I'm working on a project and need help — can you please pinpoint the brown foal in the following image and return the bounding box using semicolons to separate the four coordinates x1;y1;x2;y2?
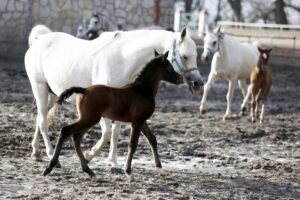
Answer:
43;51;183;181
250;47;272;123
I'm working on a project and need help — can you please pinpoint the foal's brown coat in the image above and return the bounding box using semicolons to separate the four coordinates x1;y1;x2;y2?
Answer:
43;51;183;180
250;47;272;123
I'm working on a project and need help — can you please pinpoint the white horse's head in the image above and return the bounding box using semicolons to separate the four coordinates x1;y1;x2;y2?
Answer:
201;25;224;63
170;28;204;94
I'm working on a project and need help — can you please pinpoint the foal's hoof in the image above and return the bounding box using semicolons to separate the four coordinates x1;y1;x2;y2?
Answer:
31;153;43;162
156;167;166;180
126;173;134;183
90;176;97;182
43;167;53;176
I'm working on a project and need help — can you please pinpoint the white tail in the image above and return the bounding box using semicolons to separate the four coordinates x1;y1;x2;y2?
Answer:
28;24;52;47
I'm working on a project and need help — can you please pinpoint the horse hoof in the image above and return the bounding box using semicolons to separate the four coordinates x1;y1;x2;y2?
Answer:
43;167;52;176
90;176;97;182
222;115;228;121
31;153;43;162
199;107;207;114
126;173;134;183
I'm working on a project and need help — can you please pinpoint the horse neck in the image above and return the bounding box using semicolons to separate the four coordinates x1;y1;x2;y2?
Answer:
256;56;265;70
121;31;174;79
132;59;161;99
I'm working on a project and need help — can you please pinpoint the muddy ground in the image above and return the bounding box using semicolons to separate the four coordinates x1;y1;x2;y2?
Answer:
0;56;299;199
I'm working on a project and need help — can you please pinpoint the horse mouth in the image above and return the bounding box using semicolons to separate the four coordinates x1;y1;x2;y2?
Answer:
189;83;202;96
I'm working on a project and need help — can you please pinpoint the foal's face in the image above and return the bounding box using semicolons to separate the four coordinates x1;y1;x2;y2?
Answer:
258;47;272;65
201;26;223;63
159;52;183;85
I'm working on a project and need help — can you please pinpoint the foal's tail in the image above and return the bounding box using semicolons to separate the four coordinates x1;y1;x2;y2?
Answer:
28;24;52;47
57;87;86;105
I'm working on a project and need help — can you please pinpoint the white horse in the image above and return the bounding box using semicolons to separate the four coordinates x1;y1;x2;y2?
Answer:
200;26;259;120
25;25;204;167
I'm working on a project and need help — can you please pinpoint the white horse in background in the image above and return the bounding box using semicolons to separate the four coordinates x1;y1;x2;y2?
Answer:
25;25;204;168
200;26;259;120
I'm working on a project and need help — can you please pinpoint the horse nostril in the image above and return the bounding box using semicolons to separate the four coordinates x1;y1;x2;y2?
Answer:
193;81;199;87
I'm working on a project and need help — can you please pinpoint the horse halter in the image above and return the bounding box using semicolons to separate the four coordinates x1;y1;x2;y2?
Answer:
171;39;198;75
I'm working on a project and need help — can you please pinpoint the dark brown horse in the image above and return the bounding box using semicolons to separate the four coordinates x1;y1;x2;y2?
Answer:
43;51;183;181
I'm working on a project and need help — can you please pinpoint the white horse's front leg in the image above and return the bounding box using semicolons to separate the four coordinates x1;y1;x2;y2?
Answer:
31;83;54;159
84;118;112;161
223;79;237;120
31;119;42;161
240;84;252;116
108;122;121;167
200;73;216;114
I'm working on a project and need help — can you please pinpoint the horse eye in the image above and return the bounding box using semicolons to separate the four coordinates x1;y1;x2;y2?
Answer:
212;41;217;46
183;55;188;60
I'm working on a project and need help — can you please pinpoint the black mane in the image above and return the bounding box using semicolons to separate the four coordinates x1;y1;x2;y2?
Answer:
130;55;162;88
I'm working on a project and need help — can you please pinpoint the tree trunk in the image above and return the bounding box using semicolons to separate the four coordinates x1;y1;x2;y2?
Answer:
185;0;193;12
274;0;288;24
227;0;243;22
154;0;160;25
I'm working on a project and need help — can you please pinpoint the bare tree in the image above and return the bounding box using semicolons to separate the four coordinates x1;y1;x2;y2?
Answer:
227;0;243;21
274;0;288;24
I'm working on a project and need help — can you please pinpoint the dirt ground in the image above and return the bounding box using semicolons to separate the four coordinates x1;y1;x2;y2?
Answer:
0;56;299;200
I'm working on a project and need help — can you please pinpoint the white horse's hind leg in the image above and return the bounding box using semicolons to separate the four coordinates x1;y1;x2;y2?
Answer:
223;79;237;120
240;83;252;116
84;118;112;161
200;73;216;114
108;122;121;167
31;83;54;159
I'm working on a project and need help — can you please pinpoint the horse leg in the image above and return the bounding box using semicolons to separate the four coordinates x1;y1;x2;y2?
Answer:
47;93;58;129
84;117;112;161
73;131;96;180
31;119;42;161
108;122;121;167
31;83;53;159
255;89;261;121
223;79;237;120
240;84;252;116
141;122;165;180
200;73;216;114
43;125;73;176
260;86;271;124
125;122;143;182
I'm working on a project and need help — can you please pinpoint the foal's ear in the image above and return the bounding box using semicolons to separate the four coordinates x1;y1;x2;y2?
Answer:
268;48;272;53
163;51;169;60
154;49;159;57
258;47;263;53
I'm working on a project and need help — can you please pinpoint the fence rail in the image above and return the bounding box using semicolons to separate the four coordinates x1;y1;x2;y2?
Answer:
217;21;300;56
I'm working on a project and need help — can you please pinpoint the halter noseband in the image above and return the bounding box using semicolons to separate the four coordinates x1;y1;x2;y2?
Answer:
171;39;198;75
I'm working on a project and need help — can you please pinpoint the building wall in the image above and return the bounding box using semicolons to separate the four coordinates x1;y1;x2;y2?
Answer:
0;0;175;59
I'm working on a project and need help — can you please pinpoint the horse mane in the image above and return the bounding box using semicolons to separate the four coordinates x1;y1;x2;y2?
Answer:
129;56;161;88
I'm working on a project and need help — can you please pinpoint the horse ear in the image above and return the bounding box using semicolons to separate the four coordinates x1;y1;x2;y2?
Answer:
214;25;224;39
181;27;186;40
268;48;272;53
163;51;169;60
258;47;263;53
154;49;159;57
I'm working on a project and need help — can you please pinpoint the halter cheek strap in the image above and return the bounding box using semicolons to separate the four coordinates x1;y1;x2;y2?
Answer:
171;39;198;75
